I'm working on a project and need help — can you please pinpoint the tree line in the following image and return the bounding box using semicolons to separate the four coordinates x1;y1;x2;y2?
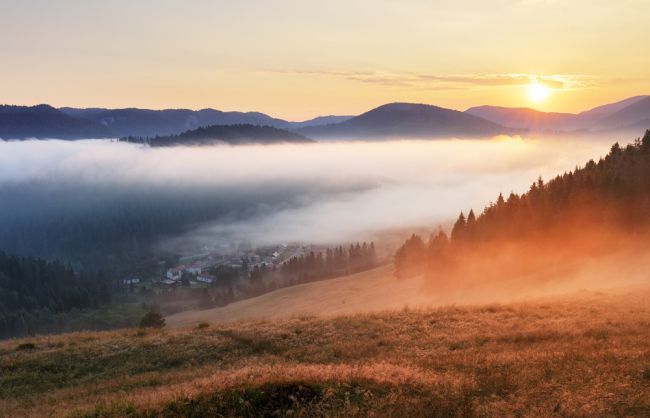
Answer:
395;130;650;280
198;242;378;308
0;251;112;338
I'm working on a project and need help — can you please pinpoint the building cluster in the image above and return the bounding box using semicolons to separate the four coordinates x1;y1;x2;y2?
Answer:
124;243;314;290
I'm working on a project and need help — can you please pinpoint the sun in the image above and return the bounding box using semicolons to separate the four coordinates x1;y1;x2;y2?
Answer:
528;82;550;103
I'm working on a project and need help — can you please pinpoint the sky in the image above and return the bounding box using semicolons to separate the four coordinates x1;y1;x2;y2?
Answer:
1;0;649;120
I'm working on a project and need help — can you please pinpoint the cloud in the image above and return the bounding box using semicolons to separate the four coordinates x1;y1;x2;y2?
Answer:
264;69;595;91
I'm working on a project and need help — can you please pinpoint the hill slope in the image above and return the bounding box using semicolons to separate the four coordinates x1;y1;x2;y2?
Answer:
167;265;426;326
300;103;510;139
1;286;648;417
465;106;578;131
0;105;112;139
576;95;649;121
121;124;313;146
395;130;650;290
594;96;650;131
466;95;650;132
167;243;650;328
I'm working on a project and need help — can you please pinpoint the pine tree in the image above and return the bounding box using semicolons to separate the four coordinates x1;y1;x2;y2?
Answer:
451;212;466;242
496;193;505;208
642;129;650;150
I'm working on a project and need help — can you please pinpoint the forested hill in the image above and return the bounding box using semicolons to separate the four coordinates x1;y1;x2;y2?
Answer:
395;129;650;279
120;124;313;146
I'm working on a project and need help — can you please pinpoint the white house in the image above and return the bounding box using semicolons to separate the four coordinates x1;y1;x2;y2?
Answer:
166;268;182;281
197;273;216;284
122;275;141;285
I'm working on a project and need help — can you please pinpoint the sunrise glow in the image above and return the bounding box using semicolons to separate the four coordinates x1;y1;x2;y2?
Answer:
1;1;650;118
528;82;550;103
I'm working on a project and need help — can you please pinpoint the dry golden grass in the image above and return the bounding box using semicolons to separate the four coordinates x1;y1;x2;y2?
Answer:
166;251;650;329
165;265;433;327
0;286;649;417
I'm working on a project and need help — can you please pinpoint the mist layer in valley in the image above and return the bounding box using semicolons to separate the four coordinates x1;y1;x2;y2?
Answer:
0;136;616;263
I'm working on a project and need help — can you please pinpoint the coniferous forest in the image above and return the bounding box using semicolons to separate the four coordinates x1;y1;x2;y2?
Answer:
0;252;112;338
395;130;650;282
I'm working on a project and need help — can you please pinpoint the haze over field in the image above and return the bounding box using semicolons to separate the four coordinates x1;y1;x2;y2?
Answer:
2;1;650;414
0;136;614;253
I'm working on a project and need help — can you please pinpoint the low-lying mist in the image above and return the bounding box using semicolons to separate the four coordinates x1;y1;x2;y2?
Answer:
0;136;615;259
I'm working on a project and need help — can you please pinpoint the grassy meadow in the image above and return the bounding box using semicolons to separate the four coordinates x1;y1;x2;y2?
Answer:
1;285;648;417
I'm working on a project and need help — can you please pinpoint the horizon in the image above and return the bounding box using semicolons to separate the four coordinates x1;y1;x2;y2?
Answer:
2;1;650;120
5;94;650;123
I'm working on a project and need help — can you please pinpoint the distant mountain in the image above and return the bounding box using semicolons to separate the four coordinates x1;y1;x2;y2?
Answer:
593;96;650;131
466;96;650;133
120;124;313;146
299;103;510;140
464;106;578;132
4;96;649;141
576;95;648;121
0;105;112;140
290;115;354;129
61;107;294;137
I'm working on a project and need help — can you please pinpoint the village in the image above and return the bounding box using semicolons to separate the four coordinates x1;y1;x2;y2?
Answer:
122;243;316;291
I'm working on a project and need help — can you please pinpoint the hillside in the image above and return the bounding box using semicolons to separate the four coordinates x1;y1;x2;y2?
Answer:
395;130;650;287
0;105;112;140
464;106;578;132
168;238;650;327
1;286;648;417
121;124;313;146
595;96;650;131
576;95;649;120
466;95;650;132
167;265;425;326
299;103;510;140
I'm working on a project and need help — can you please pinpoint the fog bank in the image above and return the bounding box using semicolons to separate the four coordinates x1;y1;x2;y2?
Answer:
0;136;615;255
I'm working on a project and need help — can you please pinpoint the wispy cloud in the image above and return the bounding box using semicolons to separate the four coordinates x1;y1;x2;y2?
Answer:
264;69;595;91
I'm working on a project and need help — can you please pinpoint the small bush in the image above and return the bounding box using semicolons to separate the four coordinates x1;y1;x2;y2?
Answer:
16;342;36;351
139;311;165;329
197;322;210;329
133;329;147;337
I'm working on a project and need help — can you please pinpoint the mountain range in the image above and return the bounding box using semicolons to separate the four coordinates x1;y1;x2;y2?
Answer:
0;105;352;140
1;95;649;141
